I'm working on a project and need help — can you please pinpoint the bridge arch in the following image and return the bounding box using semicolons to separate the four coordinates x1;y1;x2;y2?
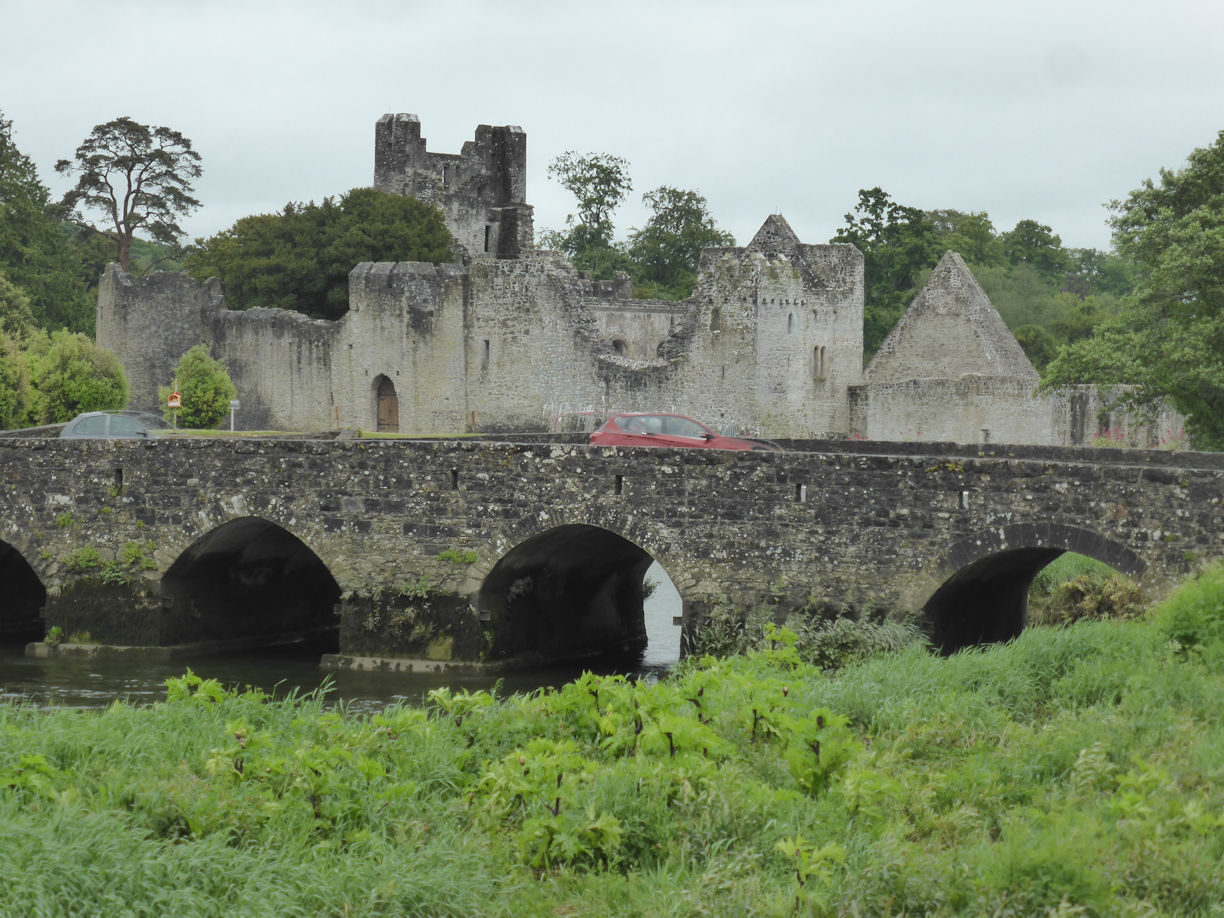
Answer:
0;538;46;640
921;523;1145;654
159;516;341;649
475;522;676;666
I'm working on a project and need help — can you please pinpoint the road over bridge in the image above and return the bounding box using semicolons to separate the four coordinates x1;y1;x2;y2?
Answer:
1;437;1221;667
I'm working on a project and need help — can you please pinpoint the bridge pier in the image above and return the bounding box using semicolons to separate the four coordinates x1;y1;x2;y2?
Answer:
43;578;162;645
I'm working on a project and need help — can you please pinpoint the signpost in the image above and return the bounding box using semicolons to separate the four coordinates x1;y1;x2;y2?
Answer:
229;399;240;432
167;389;181;427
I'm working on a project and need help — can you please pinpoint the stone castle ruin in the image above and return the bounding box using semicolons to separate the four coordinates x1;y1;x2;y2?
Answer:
97;113;1181;446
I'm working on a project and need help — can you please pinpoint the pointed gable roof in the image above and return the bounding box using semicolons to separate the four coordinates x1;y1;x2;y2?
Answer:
746;214;801;259
865;251;1038;385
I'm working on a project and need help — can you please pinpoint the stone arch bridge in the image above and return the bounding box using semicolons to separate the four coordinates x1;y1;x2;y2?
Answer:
1;437;1220;667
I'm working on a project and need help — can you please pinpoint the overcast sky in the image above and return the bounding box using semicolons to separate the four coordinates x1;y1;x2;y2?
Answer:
5;0;1223;253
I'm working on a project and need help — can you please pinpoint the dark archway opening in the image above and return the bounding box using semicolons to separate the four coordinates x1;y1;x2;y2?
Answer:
0;541;46;642
161;518;340;654
923;547;1066;654
476;524;654;666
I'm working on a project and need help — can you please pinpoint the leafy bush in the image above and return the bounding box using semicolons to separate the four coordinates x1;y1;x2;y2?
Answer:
1029;553;1146;626
1153;561;1224;661
24;328;128;423
159;344;235;429
689;599;924;672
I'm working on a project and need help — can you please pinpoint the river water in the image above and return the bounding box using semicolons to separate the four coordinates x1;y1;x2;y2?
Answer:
0;563;683;712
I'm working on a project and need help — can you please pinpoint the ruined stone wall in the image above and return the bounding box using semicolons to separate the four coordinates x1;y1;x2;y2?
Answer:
96;267;221;414
337;263;471;432
373;113;532;259
849;377;1059;445
1053;385;1188;449
588;300;684;361
463;253;606;431
661;237;863;437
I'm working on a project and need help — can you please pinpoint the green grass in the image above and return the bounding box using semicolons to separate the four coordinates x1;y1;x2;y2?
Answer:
2;573;1224;915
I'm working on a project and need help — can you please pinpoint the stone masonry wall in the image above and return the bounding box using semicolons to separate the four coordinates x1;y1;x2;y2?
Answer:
3;437;1220;657
96;267;221;414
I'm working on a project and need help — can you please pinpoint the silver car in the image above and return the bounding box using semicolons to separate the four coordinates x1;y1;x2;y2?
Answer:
58;410;176;439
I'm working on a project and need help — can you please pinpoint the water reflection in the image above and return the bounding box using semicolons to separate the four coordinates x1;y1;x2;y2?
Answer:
0;562;682;712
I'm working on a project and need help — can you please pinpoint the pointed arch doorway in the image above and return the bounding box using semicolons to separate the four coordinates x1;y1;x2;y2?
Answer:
375;375;399;433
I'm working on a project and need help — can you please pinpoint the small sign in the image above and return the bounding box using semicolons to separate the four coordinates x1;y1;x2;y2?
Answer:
167;391;181;409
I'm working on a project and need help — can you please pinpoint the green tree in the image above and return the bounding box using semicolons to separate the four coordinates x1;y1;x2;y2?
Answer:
1063;247;1136;299
0;333;33;429
159;344;236;429
185;188;451;321
832;188;940;354
541;151;634;280
0;272;36;340
0;110;94;333
1001;219;1070;284
927;209;1005;266
56;117;202;273
626;186;735;299
1013;324;1060;371
25;329;128;423
1043;130;1224;449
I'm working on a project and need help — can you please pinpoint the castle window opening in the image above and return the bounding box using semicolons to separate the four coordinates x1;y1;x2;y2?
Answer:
710;308;722;332
484;225;492;252
612;339;627;355
812;345;828;381
482;339;490;370
787;313;796;335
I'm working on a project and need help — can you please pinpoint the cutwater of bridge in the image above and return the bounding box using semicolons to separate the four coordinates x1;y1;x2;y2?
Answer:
1;437;1221;666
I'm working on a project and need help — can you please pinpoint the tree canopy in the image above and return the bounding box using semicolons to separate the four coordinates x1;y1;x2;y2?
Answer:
56;117;202;273
546;151;632;254
1043;130;1224;448
0;110;94;333
184;187;453;321
832;188;941;354
541;154;735;300
627;186;735;299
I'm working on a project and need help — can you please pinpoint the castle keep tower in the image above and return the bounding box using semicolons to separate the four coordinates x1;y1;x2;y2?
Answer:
373;113;534;260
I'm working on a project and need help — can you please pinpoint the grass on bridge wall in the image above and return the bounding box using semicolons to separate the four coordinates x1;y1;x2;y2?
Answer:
1;567;1223;916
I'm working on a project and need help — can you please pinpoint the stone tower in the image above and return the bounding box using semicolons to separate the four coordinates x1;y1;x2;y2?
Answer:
373;113;534;260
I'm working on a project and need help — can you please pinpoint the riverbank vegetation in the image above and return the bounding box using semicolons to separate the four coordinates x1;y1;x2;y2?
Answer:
2;563;1222;916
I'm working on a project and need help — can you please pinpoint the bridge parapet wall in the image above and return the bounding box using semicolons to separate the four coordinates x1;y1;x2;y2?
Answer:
1;438;1220;658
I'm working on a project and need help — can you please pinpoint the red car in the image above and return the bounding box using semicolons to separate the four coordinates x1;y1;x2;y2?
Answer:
589;413;781;451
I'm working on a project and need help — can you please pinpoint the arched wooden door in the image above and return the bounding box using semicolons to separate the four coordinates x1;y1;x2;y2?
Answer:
375;375;399;433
